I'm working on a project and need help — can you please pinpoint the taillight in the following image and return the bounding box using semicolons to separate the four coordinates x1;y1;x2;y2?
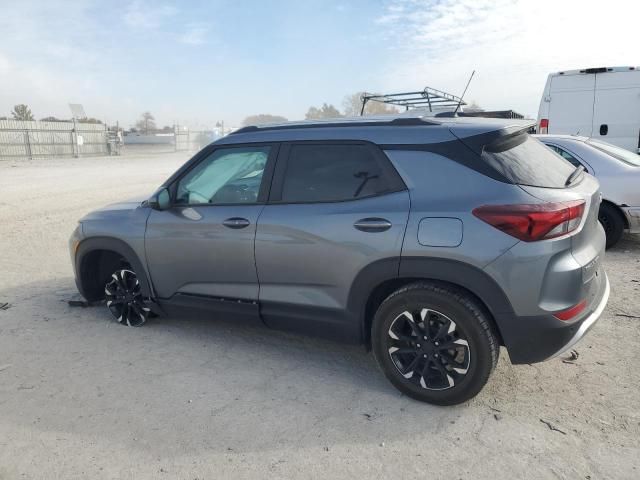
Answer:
472;200;586;242
539;118;549;134
553;299;587;321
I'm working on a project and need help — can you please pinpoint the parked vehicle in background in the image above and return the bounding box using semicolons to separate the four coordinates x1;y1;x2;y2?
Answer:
536;134;640;248
537;67;640;153
70;115;610;405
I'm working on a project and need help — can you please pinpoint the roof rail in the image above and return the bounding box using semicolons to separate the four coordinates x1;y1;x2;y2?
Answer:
230;117;437;135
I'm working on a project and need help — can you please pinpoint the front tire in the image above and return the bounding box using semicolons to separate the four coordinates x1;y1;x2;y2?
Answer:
104;268;150;327
598;203;625;249
372;282;499;405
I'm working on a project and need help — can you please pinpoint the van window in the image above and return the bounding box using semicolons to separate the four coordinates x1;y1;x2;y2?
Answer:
482;134;576;188
587;139;640;167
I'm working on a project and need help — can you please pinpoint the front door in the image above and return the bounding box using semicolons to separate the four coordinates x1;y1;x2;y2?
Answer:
145;144;277;303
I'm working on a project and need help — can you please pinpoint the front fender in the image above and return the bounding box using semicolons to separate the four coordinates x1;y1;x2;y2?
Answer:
75;236;154;299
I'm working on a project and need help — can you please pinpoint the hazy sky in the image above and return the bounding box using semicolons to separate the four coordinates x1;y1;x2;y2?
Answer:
0;0;638;128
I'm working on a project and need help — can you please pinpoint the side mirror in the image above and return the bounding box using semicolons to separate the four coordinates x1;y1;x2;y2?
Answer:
148;188;171;211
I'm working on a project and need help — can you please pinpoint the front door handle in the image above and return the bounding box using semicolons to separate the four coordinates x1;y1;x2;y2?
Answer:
354;217;392;232
222;217;250;229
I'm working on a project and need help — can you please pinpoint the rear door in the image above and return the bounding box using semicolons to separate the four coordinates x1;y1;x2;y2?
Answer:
254;141;409;341
548;73;595;136
592;70;640;152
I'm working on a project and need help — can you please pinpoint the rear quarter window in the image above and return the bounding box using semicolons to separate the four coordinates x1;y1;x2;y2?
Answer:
482;134;576;188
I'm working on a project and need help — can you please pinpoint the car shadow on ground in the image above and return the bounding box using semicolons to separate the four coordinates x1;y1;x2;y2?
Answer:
2;277;500;458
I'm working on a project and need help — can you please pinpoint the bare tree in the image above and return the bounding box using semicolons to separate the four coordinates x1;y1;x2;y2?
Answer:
464;100;484;112
242;114;288;126
342;92;399;117
135;112;157;134
11;104;34;121
305;103;342;120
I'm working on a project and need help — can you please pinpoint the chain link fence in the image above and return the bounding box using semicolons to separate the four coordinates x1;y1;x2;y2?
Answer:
0;120;217;160
0;119;110;159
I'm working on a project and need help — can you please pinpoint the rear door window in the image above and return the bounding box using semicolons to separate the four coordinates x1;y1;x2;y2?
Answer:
482;134;576;188
276;144;403;203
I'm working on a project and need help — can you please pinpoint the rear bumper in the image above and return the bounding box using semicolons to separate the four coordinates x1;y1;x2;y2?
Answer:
622;207;640;234
549;272;610;358
496;272;610;364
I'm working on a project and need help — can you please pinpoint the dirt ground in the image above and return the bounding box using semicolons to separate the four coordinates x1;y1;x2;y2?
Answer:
0;153;639;480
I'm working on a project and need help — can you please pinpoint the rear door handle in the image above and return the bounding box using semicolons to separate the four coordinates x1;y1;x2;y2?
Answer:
222;217;250;229
354;218;392;232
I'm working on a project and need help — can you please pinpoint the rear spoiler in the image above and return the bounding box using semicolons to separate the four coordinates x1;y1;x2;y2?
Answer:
448;121;536;156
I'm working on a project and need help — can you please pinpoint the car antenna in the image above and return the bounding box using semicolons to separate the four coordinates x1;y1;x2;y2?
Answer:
453;70;475;115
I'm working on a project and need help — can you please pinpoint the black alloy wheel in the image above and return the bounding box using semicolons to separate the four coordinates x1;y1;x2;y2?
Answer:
386;309;471;390
104;269;150;327
372;282;499;405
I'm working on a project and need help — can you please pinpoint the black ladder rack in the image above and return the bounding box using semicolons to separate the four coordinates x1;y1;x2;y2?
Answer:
360;87;466;115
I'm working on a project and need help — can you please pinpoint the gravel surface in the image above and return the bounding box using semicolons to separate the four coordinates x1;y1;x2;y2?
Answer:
0;154;639;479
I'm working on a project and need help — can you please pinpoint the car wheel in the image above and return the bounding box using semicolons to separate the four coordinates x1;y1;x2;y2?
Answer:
372;282;499;405
598;203;625;249
104;268;150;327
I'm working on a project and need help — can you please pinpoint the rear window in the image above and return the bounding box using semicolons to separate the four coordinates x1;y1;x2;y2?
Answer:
586;139;640;166
481;134;576;188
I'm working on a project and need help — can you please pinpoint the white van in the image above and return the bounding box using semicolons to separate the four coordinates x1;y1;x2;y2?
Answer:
537;67;640;153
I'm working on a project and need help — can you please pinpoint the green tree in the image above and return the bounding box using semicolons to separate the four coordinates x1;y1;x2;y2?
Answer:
342;92;399;117
305;103;342;120
135;112;156;134
242;114;288;126
11;104;34;121
40;116;70;122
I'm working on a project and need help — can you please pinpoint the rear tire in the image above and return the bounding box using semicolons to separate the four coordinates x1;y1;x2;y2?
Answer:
372;282;499;405
598;203;624;249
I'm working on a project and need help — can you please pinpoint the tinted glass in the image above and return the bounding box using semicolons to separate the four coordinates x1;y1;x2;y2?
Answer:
587;139;640;166
177;146;269;205
482;135;575;188
281;144;391;202
545;144;582;167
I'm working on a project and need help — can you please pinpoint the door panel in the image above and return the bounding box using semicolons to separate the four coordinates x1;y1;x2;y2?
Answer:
548;74;595;136
146;205;263;300
255;191;410;337
592;71;640;151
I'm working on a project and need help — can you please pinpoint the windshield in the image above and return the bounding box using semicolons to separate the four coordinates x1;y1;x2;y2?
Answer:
587;139;640;167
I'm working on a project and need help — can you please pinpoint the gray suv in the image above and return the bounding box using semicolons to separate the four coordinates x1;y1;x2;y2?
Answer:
70;115;610;405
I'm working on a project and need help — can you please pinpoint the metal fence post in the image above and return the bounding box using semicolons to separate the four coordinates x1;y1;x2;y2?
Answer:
24;130;32;160
71;118;78;158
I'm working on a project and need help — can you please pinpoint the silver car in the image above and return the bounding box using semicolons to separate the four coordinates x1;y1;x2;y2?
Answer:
70;116;609;405
536;135;640;248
